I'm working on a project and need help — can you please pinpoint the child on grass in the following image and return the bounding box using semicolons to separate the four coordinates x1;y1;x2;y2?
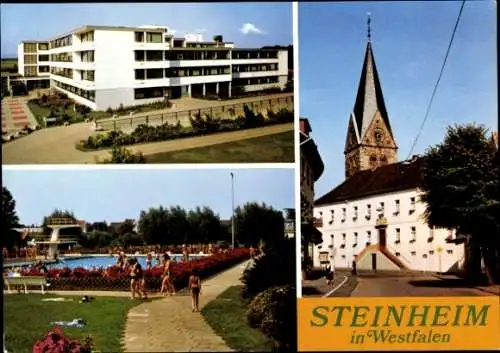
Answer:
188;269;201;312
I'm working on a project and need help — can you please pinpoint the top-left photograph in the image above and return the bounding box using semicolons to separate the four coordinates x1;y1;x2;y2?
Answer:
1;3;294;164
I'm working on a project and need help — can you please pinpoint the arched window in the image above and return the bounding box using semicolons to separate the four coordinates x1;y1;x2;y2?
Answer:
380;155;388;165
369;154;377;167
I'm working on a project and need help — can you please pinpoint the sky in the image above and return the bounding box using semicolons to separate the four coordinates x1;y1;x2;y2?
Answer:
299;1;497;197
2;168;295;226
0;2;292;58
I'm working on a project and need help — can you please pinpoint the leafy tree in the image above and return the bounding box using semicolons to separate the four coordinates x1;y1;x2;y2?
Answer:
187;206;227;243
234;202;285;248
1;187;22;250
213;35;223;43
421;124;500;284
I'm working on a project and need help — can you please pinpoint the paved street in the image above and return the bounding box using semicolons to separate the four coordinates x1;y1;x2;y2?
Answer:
302;269;494;297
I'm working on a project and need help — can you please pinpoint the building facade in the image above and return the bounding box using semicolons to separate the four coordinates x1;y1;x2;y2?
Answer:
312;33;465;274
300;118;324;272
17;25;289;110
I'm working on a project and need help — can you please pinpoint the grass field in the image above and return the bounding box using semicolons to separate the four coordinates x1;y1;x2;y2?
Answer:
201;285;274;352
146;130;294;163
1;59;17;70
4;294;149;353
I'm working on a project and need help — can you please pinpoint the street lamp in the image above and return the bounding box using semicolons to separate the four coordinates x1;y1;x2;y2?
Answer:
230;172;235;249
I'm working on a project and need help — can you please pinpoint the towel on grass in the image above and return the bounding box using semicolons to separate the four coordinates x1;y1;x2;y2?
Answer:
50;318;86;328
41;298;73;302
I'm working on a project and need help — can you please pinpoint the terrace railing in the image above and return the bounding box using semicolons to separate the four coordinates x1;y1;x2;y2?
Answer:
98;93;294;132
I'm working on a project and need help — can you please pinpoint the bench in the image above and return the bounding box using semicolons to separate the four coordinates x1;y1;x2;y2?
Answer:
4;276;49;294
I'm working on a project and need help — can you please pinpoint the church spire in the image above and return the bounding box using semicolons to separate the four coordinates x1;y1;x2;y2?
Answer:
367;12;371;42
344;16;398;179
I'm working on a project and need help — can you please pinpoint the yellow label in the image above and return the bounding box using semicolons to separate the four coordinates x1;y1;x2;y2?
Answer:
298;297;500;351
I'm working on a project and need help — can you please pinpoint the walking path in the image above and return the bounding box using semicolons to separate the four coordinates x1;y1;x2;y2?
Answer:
1;97;39;134
2;122;293;164
123;261;250;352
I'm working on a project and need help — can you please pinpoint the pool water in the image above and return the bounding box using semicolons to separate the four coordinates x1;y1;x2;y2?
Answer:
50;254;205;270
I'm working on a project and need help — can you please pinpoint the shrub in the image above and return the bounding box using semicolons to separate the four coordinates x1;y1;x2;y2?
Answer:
241;237;296;300
100;145;146;164
32;327;93;353
78;106;294;150
106;107;113;114
247;285;297;352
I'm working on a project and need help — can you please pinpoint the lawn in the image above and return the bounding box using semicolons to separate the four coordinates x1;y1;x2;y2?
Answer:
3;294;149;353
201;285;275;352
145;130;294;163
1;59;17;70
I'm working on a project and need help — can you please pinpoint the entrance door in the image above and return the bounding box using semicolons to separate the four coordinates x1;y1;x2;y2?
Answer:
371;253;377;271
378;228;387;248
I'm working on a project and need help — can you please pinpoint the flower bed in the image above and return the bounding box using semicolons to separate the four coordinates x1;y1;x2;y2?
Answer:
19;248;250;292
77;107;294;151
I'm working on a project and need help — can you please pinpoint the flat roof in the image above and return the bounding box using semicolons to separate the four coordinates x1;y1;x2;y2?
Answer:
51;25;167;41
21;41;49;44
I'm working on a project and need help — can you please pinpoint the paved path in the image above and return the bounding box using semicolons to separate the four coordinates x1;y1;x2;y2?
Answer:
2;122;293;164
1;97;39;134
350;273;491;297
123;261;250;352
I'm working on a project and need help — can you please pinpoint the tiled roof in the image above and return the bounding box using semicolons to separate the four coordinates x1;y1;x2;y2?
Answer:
352;41;394;139
315;157;424;206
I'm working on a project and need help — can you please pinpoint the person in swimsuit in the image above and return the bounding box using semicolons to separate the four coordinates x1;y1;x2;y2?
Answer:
128;258;138;299
188;269;201;312
145;253;152;270
160;254;175;296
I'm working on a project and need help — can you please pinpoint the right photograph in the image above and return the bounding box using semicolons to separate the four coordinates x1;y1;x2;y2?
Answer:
299;1;498;298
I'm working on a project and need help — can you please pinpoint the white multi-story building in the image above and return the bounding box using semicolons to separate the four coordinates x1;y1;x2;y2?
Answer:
313;157;465;273
16;25;289;110
12;41;51;91
312;32;465;274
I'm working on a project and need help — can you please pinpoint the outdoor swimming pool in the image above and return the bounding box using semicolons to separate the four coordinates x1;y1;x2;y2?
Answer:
4;254;207;270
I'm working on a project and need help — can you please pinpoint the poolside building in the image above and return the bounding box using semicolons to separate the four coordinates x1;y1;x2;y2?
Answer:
15;25;289;110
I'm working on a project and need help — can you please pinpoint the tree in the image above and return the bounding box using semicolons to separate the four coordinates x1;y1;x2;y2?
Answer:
1;187;21;250
42;209;79;235
421;124;500;284
234;202;285;248
187;206;227;243
213;35;223;43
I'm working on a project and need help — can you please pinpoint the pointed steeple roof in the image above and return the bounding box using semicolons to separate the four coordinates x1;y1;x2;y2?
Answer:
352;40;393;140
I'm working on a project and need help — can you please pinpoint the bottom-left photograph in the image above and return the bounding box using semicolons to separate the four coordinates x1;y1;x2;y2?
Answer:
2;167;297;353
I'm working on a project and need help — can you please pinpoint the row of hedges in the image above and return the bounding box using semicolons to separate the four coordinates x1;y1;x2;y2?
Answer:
19;248;250;291
78;106;294;151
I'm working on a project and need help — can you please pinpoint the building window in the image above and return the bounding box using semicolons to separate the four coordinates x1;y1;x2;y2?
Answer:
395;228;401;244
365;204;371;220
410;226;416;243
39;66;49;73
393;200;400;215
24;43;37;53
146;68;164;79
146;32;163;43
81;51;95;63
377;202;384;212
25;66;37;77
366;231;371;245
447;249;453;254
39;55;49;62
135;51;145;61
329;210;334;225
340;234;346;249
135;32;144;42
135;69;145;80
409;197;416;214
134;87;165;100
352;206;358;221
146;50;163;61
428;227;434;243
353;233;358;247
38;43;49;51
369;154;377;167
82;70;95;82
80;31;94;43
341;208;346;222
24;55;37;65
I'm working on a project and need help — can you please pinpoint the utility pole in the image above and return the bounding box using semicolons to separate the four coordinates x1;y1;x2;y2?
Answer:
231;172;235;249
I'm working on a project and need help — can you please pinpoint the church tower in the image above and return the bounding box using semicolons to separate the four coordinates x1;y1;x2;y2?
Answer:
344;16;398;178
